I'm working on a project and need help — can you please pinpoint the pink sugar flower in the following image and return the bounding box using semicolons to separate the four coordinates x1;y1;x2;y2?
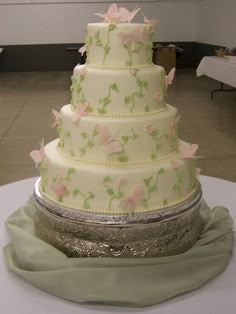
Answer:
50;109;60;128
50;184;65;198
180;143;198;159
78;65;87;76
171;160;179;169
143;14;158;33
165;68;176;87
145;123;154;135
72;102;90;123
169;115;180;138
119;184;144;214
95;3;141;24
79;45;86;56
93;31;99;39
30;138;45;168
119;25;143;47
119;178;127;186
95;124;122;155
155;92;163;102
129;68;138;76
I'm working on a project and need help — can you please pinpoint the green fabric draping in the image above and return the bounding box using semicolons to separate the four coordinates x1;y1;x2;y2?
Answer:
3;197;234;307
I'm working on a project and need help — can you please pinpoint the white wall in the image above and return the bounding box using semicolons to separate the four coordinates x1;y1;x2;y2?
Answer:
196;0;236;48
0;2;197;45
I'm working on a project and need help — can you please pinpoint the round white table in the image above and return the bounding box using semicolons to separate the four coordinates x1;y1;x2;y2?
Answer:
1;176;235;314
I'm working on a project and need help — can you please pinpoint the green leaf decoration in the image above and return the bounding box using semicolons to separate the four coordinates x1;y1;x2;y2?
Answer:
144;105;150;112
151;153;156;160
121;136;129;144
96;39;103;47
103;96;111;106
88;141;94;148
124;96;131;104
68;168;76;175
70;150;75;157
107;188;114;196
80;147;86;156
83;202;89;209
163;198;168;206
88;192;95;199
104;43;111;55
81;132;88;139
149;185;156;192
103;176;111;183
158;168;165;175
108;24;117;31
73;188;79;196
118;155;128;162
93;128;99;136
98;108;106;114
144;177;152;187
111;83;119;93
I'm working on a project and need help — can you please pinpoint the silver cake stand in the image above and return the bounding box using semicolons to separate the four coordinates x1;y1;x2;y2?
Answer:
33;178;203;258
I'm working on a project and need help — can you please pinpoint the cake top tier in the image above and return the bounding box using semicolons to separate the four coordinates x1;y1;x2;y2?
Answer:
80;4;157;68
85;23;153;68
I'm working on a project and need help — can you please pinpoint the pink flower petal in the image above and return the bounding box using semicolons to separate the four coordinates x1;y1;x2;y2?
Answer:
119;7;141;23
50;109;60;128
50;184;65;198
95;4;141;23
79;45;86;56
165;67;176;86
180;143;198;159
30;138;45;167
118;184;144;213
72;102;89;123
143;14;158;33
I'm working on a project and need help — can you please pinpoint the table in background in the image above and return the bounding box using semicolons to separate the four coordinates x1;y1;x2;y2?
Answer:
196;56;236;98
1;176;236;314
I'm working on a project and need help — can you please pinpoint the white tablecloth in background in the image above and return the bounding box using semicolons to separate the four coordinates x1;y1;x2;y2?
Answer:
196;56;236;88
0;176;236;314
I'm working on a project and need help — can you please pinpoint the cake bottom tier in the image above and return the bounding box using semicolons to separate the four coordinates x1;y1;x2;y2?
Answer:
33;182;203;258
39;139;198;215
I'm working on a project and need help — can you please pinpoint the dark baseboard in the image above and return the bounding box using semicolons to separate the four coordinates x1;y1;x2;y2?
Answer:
0;42;224;72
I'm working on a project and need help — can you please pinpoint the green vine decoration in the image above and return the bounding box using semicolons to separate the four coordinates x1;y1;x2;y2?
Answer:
57;118;71;149
143;168;165;208
146;126;164;160
163;198;168;206
124;70;148;113
97;83;119;114
84;36;93;64
172;167;184;197
103;176;124;211
103;24;116;64
39;160;48;192
117;129;138;162
52;168;76;184
79;127;99;157
188;162;197;192
91;24;117;65
146;33;153;64
51;168;76;202
73;188;95;209
70;75;87;111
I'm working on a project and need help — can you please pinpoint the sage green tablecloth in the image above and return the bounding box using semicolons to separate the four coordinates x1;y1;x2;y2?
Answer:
3;198;234;307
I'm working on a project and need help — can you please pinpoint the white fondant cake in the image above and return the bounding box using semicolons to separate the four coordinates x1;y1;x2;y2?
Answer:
30;4;200;215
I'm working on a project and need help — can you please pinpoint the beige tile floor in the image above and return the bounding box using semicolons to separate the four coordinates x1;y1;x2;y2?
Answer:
0;69;236;186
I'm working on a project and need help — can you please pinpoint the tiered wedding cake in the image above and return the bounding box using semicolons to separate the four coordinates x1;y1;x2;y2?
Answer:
30;4;202;257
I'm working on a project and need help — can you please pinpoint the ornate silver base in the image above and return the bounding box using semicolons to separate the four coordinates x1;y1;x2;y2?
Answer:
33;179;203;258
